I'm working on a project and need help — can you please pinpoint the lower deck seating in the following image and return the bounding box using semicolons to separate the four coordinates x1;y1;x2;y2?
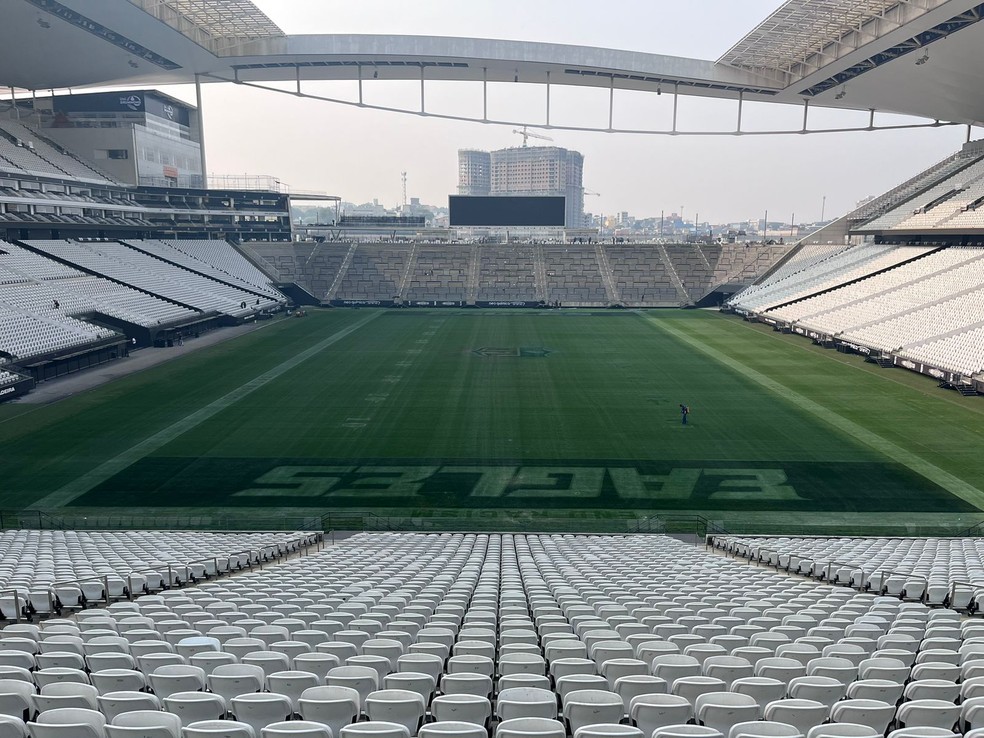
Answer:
1;531;974;737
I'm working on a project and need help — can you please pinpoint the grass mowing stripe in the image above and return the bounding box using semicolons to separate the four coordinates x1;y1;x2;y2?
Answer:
28;310;383;509
638;311;984;511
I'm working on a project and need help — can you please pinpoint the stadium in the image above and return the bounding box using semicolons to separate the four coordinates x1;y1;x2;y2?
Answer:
2;0;984;736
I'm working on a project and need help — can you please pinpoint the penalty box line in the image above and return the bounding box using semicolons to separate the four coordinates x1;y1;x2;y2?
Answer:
29;310;384;510
637;311;984;511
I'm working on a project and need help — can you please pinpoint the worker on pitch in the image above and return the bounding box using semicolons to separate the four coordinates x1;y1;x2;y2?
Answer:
679;403;690;426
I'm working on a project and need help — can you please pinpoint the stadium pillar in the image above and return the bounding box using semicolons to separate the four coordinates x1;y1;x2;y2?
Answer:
195;74;208;189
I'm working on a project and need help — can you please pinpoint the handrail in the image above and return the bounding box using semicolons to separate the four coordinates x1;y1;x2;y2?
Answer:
948;580;984;611
0;589;24;623
822;559;865;586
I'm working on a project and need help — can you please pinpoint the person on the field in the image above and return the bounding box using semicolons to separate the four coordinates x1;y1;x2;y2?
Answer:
680;404;690;425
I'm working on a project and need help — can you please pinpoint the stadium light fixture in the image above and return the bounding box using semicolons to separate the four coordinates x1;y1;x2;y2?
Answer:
835;87;846;99
373;69;379;79
915;51;929;65
36;16;51;29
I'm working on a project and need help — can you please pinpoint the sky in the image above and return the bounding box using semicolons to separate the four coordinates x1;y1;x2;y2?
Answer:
164;0;979;224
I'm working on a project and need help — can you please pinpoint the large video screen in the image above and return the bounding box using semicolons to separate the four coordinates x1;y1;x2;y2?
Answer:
449;196;566;226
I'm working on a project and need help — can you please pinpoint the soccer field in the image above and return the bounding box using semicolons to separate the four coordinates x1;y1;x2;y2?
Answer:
2;309;983;533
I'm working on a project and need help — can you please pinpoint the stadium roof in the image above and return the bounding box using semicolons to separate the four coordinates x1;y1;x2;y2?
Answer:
3;0;984;126
126;0;284;54
718;0;952;84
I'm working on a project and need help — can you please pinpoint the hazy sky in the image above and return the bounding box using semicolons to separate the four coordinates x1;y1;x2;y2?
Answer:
165;1;979;223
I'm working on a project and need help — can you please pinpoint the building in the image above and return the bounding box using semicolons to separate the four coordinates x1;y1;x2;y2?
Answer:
458;146;585;228
29;90;204;188
457;150;491;196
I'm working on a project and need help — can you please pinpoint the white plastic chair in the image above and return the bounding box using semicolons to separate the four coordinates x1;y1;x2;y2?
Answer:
363;689;425;736
0;715;25;738
31;682;99;713
298;686;360;736
893;699;960;732
147;664;205;699
562;689;623;735
89;669;146;696
206;664;265;704
182;720;256;738
230;693;293;737
105;710;182;738
326;667;379;707
266;671;321;713
0;679;35;720
162;690;226;727
96;691;161;722
494;717;566;738
430;694;492;727
651;727;722;738
629;694;693;736
26;707;106;738
762;699;827;737
805;724;880;738
338;722;410;738
260;721;332;738
828;699;895;735
694;692;760;736
573;725;644;738
496;688;556;722
728;721;803;738
418;722;488;738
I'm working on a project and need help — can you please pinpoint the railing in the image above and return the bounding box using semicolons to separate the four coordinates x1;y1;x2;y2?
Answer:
949;580;984;611
0;510;324;532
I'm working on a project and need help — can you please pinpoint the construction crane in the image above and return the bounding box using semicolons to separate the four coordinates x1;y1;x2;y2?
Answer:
512;126;554;147
583;189;601;197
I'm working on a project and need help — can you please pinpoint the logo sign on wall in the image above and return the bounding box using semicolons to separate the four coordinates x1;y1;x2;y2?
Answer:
162;104;175;120
119;94;143;111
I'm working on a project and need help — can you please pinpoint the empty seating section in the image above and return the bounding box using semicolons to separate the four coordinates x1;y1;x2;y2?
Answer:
901;324;984;376
709;245;792;288
715;534;984;610
0;368;21;388
164;241;282;298
862;156;984;231
0;120;114;184
337;246;412;301
5;531;980;737
768;248;983;328
249;242;791;307
0;280;117;361
0;530;315;619
120;240;282;305
25;241;269;318
606;247;679;306
0;131;67;179
664;246;711;301
542;247;607;305
730;245;918;313
849;146;984;224
477;247;538;302
405;247;471;302
729;245;984;375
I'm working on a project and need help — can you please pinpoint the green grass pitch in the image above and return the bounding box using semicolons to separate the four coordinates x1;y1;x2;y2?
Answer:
2;308;984;533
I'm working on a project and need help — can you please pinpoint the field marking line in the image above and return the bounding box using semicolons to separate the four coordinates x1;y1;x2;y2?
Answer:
29;310;384;510
638;312;984;511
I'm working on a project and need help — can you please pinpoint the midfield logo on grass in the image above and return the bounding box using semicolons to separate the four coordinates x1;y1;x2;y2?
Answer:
232;464;799;502
472;347;552;358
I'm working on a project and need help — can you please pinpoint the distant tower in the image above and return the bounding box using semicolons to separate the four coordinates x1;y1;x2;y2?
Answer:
401;171;407;208
458;150;491;196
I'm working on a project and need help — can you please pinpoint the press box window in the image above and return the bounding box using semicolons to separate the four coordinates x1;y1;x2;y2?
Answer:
94;149;129;160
